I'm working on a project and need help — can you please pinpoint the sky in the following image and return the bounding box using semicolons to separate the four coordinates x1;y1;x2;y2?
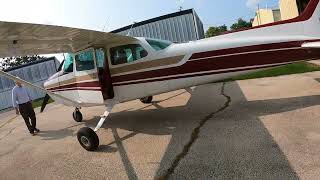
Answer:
0;0;279;60
0;0;279;31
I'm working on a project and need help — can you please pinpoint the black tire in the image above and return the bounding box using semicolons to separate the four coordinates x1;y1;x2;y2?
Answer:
140;96;153;104
73;111;83;122
77;127;99;151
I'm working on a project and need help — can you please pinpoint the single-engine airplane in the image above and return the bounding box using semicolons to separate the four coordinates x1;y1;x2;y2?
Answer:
1;0;320;151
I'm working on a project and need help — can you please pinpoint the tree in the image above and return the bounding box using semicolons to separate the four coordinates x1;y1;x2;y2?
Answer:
205;25;228;38
230;18;252;31
0;55;43;70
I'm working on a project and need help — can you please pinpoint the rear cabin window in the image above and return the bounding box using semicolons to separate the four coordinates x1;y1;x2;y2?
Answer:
75;49;95;71
110;44;148;65
146;39;172;51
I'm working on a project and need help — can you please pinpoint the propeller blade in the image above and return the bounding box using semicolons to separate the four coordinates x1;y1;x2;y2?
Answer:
40;94;51;113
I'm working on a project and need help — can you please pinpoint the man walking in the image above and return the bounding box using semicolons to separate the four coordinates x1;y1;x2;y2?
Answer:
12;79;40;135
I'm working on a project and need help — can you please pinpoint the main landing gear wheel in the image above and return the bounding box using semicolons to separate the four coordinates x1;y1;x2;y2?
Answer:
140;96;153;104
76;100;116;151
73;109;83;122
77;127;99;151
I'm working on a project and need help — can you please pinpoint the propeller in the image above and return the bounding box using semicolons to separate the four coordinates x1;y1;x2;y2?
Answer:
40;94;51;113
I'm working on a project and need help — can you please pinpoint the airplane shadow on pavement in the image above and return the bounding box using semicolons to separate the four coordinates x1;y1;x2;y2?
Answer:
80;81;320;180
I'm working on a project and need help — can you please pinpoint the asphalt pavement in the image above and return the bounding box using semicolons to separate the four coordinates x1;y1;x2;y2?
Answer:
2;72;320;179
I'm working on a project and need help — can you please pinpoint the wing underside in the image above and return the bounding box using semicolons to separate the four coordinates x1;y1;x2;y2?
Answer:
0;21;136;57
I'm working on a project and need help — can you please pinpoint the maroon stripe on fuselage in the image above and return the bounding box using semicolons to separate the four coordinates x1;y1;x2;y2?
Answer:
190;40;319;60
113;63;291;86
47;81;100;91
112;41;320;84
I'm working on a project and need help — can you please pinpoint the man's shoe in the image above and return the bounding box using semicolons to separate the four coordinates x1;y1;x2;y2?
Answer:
30;132;35;136
34;128;40;133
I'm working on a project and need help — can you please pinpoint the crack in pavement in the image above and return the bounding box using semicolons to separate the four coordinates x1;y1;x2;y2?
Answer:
0;116;19;141
0;126;18;141
0;116;18;129
158;82;232;180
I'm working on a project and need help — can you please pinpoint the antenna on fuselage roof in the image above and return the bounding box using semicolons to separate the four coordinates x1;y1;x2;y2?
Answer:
126;22;137;36
101;19;109;32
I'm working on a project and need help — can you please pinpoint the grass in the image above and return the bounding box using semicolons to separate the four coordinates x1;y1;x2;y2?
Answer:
227;62;320;81
32;97;54;109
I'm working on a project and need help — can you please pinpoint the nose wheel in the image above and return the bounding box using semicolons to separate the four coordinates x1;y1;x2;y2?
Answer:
73;108;83;122
77;127;99;151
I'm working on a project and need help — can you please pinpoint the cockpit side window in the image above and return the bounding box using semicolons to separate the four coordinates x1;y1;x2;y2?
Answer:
75;49;95;71
110;44;148;65
63;53;74;73
146;39;172;51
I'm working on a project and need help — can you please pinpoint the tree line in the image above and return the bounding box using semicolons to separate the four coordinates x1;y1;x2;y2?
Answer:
0;55;43;70
205;18;252;38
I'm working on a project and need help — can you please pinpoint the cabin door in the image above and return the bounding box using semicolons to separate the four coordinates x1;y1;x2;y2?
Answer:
74;48;113;105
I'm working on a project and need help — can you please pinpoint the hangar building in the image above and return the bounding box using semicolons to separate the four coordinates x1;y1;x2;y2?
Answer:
0;57;60;110
111;9;205;43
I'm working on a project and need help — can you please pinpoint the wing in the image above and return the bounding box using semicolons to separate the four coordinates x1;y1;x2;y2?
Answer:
0;21;137;57
0;70;80;107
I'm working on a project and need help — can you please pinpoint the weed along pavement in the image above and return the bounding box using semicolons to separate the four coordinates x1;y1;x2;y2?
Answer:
2;72;320;179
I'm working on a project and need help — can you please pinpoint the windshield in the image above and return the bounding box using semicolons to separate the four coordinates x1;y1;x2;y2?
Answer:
146;38;172;51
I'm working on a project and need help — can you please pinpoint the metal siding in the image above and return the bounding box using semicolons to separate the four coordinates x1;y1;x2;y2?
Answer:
156;21;164;40
188;14;197;40
147;23;153;38
135;27;140;37
150;23;156;38
0;58;59;110
152;22;160;39
171;17;178;42
132;28;138;37
113;10;204;43
162;20;170;41
166;19;174;41
141;25;146;37
174;17;182;42
180;14;188;42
